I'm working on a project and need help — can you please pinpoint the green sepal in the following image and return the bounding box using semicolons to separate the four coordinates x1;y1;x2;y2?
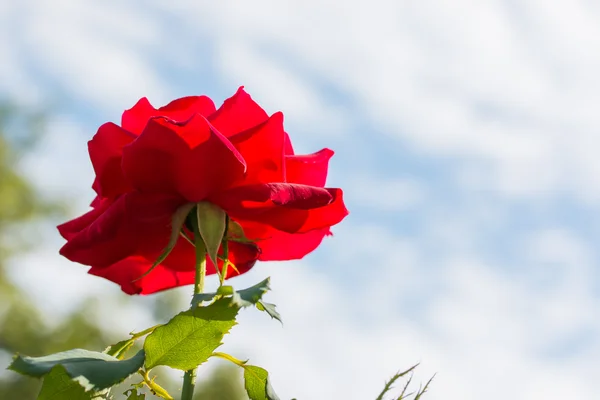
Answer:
143;298;238;371
196;201;227;268
134;202;195;281
9;349;145;392
244;365;280;400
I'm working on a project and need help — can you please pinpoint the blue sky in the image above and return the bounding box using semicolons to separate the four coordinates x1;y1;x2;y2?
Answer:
2;1;600;399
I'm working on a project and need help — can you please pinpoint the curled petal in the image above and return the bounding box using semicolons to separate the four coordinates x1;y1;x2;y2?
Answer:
121;96;216;134
208;87;269;137
212;183;333;214
286;188;348;233
212;185;347;233
122;115;247;201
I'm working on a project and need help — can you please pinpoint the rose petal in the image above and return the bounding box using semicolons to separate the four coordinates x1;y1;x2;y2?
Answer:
88;123;136;199
284;132;294;155
258;228;331;261
224;241;260;279
90;195;103;208
122;96;216;134
157;235;260;275
87;240;259;295
283;188;348;233
228;112;286;184
212;183;333;213
285;148;334;187
237;188;346;233
159;96;217;116
239;221;331;261
211;185;346;233
208;87;269;137
88;256;196;295
57;198;112;240
59;192;185;268
122;114;247;201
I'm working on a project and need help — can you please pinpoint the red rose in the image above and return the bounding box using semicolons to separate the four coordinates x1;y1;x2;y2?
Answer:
58;87;348;295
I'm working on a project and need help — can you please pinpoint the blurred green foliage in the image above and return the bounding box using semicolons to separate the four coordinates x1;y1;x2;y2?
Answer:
0;101;112;399
0;101;248;399
194;363;247;400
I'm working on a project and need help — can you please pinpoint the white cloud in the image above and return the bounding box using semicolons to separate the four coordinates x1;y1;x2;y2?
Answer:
2;0;169;114
213;39;351;139
346;175;427;212
156;0;600;202
19;115;95;207
213;222;600;400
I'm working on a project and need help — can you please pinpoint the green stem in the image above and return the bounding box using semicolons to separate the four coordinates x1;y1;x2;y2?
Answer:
140;369;174;400
194;239;207;298
181;213;207;400
181;370;195;400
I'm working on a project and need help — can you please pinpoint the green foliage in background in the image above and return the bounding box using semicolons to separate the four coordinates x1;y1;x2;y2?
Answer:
0;101;111;399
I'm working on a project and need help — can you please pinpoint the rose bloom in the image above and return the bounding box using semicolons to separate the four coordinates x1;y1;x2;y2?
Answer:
58;88;348;294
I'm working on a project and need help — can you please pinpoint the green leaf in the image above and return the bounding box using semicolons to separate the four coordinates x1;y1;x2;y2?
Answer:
413;374;435;400
231;278;271;308
9;349;145;391
190;292;218;308
135;202;195;281
37;365;91;400
104;339;134;360
143;298;238;371
196;201;227;267
396;373;414;399
374;364;418;400
190;279;281;322
217;285;235;296
189;285;234;308
256;301;282;324
244;365;280;400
